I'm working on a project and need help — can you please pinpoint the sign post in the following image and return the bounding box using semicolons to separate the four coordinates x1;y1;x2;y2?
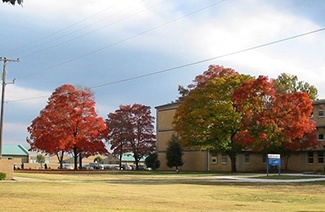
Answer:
266;154;281;176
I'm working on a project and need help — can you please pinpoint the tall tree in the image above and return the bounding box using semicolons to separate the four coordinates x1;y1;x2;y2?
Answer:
27;84;108;169
232;76;320;154
106;104;156;170
166;135;183;171
174;67;251;172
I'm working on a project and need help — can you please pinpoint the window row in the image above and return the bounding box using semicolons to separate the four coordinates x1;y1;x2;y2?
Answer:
211;152;325;165
308;152;324;164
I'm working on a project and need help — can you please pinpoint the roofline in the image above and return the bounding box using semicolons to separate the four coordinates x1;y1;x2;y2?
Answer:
155;101;180;109
18;144;30;155
155;99;325;110
313;99;325;105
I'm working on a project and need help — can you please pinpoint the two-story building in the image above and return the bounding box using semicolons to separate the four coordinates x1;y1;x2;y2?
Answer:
155;100;325;172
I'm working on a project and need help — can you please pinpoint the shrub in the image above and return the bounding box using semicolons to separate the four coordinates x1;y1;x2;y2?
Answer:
0;172;6;180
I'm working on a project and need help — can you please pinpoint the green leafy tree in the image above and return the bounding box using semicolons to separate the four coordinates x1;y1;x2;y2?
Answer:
145;152;160;170
274;73;318;100
93;156;103;164
166;135;183;171
2;0;22;5
174;66;251;172
36;154;45;169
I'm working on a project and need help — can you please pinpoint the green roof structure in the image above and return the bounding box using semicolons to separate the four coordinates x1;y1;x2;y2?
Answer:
2;144;29;156
121;154;146;162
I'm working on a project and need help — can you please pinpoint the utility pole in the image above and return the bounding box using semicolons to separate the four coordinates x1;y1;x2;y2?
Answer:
0;57;19;159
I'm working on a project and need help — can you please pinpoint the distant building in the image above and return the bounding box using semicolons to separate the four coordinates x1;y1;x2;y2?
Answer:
155;100;325;172
2;144;29;166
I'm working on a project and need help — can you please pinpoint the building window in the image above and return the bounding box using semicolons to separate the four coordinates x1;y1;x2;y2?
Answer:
221;154;227;164
244;153;250;164
211;157;217;164
318;133;324;141
319;105;324;117
318;152;324;164
211;152;217;164
308;152;314;164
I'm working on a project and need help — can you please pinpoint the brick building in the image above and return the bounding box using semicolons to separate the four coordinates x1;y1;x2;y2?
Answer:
155;100;325;172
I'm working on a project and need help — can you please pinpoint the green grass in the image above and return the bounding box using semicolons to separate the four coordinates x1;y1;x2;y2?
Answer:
0;172;325;211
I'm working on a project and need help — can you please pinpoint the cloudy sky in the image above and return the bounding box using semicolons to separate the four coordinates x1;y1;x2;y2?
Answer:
0;0;324;148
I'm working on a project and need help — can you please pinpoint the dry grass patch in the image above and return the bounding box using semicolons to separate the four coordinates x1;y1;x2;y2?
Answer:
0;172;324;211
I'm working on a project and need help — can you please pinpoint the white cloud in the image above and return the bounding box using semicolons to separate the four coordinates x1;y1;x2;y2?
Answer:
3;122;28;146
6;84;50;107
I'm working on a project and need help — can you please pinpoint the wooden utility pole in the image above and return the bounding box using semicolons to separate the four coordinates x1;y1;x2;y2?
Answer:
0;57;19;158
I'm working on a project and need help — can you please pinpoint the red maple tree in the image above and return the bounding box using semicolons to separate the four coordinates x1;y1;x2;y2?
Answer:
27;84;108;169
106;104;156;170
232;76;320;154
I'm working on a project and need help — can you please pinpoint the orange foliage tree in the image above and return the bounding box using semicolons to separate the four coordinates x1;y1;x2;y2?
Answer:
27;84;108;169
232;76;320;168
106;104;156;170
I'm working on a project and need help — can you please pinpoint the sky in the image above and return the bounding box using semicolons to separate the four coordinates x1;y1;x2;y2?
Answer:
0;0;324;148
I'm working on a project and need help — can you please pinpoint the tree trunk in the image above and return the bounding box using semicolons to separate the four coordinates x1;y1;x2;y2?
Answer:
79;154;83;170
73;146;78;170
119;154;122;170
135;158;139;170
56;151;64;169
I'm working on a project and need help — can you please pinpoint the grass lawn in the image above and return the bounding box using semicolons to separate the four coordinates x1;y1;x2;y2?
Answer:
0;171;325;212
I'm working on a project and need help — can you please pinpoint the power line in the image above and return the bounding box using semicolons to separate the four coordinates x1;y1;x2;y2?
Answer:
4;1;142;55
18;0;227;79
7;27;325;103
90;27;325;89
16;0;158;58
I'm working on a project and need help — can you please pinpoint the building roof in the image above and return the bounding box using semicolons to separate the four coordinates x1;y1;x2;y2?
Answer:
313;99;325;105
155;101;180;110
122;154;146;162
2;144;29;156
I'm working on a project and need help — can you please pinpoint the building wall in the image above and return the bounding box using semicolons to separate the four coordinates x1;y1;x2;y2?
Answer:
156;100;325;173
0;159;14;180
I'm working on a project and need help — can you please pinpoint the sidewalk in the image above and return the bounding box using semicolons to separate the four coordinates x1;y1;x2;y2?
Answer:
214;173;325;183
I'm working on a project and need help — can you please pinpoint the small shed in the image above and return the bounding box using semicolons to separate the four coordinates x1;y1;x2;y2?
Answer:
2;144;29;166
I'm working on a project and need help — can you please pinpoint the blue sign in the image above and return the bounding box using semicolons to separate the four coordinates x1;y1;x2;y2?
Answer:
266;154;281;176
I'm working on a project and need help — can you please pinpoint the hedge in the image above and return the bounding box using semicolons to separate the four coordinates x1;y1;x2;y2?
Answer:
0;172;6;180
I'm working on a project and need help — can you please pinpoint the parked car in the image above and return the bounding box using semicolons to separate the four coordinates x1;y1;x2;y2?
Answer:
81;165;93;170
109;165;121;170
60;164;73;170
121;164;133;170
88;162;104;170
